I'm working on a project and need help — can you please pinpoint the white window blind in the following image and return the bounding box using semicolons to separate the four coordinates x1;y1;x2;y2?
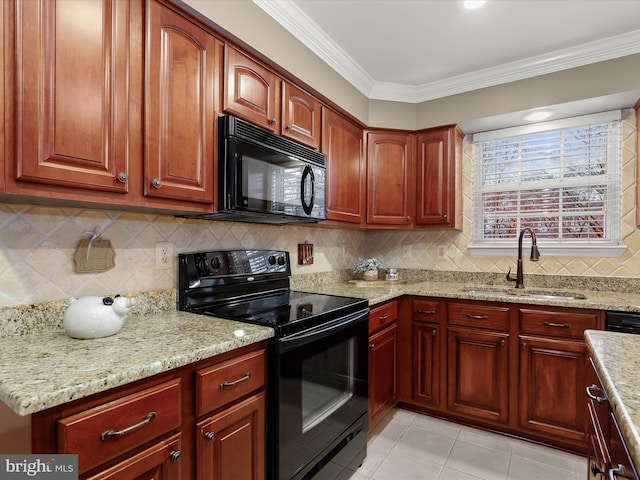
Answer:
470;111;624;257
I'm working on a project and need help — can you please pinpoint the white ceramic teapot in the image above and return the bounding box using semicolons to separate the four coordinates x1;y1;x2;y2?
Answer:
63;295;136;339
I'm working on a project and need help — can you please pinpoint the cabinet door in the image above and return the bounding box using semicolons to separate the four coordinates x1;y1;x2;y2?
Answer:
366;132;414;226
224;46;280;132
322;108;366;224
145;1;217;204
447;327;509;424
196;392;265;480
369;323;397;429
415;127;461;228
86;433;181;480
412;322;440;408
519;335;588;447
15;0;136;192
282;83;321;150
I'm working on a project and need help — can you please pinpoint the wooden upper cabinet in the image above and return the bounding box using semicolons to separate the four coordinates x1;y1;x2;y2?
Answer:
14;0;139;193
415;126;462;229
224;45;281;132
322;108;366;224
282;83;321;150
145;0;218;204
366;131;415;226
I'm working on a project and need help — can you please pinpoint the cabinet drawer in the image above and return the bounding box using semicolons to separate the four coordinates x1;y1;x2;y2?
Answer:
58;379;181;474
412;299;440;322
196;347;266;417
369;301;398;334
448;302;509;331
520;308;598;339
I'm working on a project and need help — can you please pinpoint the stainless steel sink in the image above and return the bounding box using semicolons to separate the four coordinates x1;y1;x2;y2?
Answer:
460;288;586;300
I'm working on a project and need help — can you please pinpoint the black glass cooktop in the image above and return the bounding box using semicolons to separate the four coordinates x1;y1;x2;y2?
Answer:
193;290;368;336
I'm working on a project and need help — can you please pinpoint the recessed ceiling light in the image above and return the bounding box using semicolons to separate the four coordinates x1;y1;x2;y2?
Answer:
463;0;487;10
523;109;556;122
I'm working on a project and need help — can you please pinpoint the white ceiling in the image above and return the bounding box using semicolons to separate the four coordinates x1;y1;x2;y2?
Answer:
254;0;640;104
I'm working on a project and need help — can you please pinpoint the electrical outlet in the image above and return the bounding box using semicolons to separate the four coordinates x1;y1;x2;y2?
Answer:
401;243;412;259
437;245;447;260
155;242;173;270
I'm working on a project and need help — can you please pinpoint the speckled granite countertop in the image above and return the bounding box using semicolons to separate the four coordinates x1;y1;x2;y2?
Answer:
585;330;640;471
0;309;273;416
298;279;640;312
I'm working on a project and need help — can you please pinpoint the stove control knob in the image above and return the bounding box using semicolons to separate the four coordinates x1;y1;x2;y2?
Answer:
211;257;221;270
268;255;276;265
277;256;286;266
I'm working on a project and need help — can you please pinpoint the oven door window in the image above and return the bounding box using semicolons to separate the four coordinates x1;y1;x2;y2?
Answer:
277;314;368;480
233;140;326;219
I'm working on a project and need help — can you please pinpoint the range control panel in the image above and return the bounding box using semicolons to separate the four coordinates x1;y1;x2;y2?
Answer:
181;249;290;280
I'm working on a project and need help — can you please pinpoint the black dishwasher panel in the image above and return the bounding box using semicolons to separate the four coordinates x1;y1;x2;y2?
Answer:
606;311;640;334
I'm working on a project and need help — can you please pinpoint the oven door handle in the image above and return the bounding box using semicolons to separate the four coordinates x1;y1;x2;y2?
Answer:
279;310;368;352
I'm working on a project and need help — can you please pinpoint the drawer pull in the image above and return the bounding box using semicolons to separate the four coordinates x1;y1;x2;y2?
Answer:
417;309;436;315
608;464;625;480
204;431;216;443
170;451;182;463
378;313;391;321
100;411;156;441
543;321;570;328
466;314;489;320
220;371;251;389
586;384;608;404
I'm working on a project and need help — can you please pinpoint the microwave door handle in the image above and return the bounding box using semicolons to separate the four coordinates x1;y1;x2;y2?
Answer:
301;165;315;215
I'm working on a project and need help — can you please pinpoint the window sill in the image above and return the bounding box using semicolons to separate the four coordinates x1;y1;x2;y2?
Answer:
468;244;626;258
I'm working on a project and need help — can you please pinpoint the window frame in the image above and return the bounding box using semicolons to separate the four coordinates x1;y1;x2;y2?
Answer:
469;110;625;257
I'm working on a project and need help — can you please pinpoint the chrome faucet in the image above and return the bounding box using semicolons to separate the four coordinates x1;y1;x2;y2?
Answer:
506;227;540;289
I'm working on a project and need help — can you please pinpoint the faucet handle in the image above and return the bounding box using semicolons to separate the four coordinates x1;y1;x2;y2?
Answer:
506;267;516;283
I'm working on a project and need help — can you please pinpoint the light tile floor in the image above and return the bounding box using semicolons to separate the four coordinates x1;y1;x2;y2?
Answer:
350;408;587;480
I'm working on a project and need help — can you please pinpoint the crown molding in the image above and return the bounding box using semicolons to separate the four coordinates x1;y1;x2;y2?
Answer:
254;0;640;104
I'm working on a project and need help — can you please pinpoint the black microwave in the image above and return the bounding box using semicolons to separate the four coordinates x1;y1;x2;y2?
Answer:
208;115;326;225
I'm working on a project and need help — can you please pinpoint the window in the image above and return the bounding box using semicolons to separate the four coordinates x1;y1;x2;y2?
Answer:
470;111;624;257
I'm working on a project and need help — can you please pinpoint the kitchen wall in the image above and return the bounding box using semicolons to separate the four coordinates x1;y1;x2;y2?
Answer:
0;207;364;306
366;109;639;278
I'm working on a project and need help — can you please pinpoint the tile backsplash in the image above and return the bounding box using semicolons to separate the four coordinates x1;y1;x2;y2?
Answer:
0;110;637;306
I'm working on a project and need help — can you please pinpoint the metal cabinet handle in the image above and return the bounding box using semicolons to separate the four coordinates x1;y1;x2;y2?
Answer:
270;118;277;125
117;172;128;183
500;339;506;346
592;462;605;476
406;216;411;221
285;124;292;130
220;371;251;389
432;329;437;336
101;412;156;441
417;309;436;315
151;178;162;188
379;313;391;321
441;214;447;221
608;464;625;480
170;451;182;463
586;384;608;404
543;321;570;328
204;431;216;443
369;343;375;349
466;314;489;320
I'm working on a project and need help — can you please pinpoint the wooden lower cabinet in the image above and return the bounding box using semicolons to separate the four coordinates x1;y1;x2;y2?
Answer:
368;300;398;429
519;335;588;447
31;342;267;480
447;326;509;425
398;297;604;455
196;392;266;480
368;323;397;429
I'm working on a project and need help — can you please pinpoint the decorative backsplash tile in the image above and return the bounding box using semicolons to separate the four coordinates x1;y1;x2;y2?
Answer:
0;110;636;306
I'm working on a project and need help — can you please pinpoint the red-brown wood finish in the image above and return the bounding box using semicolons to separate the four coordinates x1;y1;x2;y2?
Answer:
196;392;266;480
282;82;321;150
415;126;462;228
145;0;217;204
587;358;611;479
14;0;136;192
447;326;510;425
322;108;366;224
224;45;281;132
412;322;441;408
368;323;398;430
86;433;182;480
366;131;415;226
